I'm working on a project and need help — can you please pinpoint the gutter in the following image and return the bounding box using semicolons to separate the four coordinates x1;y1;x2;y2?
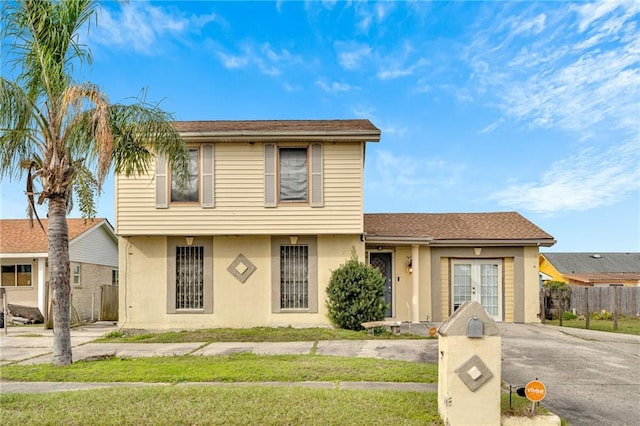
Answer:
179;130;381;143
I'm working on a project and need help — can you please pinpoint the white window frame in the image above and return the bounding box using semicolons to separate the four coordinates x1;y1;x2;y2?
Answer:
1;263;33;287
451;259;503;321
156;144;214;208
72;263;81;287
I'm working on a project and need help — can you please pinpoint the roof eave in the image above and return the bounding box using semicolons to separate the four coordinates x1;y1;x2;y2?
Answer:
429;238;557;247
179;130;381;143
365;235;434;246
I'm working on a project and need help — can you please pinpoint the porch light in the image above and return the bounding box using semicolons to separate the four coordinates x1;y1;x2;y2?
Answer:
407;257;413;274
185;236;194;246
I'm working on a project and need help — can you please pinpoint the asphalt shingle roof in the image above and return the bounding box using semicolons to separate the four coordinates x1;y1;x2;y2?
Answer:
0;218;107;254
364;212;554;242
541;252;640;274
172;119;380;135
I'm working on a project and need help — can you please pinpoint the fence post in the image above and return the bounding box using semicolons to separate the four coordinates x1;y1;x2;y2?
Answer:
613;286;619;331
585;287;590;329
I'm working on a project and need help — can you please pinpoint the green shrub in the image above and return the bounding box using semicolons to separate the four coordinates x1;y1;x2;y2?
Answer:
543;280;570;291
326;250;387;331
562;311;577;320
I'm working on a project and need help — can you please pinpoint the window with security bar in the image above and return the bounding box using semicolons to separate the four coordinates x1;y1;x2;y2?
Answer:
280;245;309;309
176;245;204;309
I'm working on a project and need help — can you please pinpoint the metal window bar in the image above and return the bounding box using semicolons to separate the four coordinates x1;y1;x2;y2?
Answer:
176;246;204;309
280;245;308;309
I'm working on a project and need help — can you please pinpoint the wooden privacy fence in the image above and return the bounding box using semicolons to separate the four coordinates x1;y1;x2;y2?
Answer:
100;285;119;321
570;286;640;317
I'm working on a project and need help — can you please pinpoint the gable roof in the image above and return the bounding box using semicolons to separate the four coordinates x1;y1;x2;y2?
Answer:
364;212;555;246
540;253;640;285
541;252;640;273
0;218;112;255
172;119;381;143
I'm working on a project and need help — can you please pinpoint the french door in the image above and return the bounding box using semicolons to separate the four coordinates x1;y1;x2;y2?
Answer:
451;259;502;321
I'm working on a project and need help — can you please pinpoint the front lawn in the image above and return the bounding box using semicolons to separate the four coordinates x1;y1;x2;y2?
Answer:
96;326;429;343
0;353;438;383
544;315;640;335
0;386;443;425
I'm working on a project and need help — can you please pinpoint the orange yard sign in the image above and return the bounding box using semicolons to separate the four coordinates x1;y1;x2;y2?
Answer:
525;380;546;402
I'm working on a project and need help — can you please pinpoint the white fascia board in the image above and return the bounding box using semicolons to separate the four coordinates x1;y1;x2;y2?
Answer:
0;253;48;259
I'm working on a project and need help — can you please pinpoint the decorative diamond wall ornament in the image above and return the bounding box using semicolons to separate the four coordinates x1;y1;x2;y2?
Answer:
455;354;493;392
227;254;256;283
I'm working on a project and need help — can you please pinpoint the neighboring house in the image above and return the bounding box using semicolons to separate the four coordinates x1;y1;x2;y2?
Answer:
116;119;555;330
539;252;640;287
0;218;118;321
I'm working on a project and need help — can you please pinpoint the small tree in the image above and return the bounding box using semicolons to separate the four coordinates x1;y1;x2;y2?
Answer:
543;280;572;325
326;250;387;330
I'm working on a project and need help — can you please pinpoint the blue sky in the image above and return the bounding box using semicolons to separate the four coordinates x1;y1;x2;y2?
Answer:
1;1;639;252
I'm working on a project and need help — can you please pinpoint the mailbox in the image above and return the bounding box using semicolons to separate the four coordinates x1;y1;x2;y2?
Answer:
467;316;483;338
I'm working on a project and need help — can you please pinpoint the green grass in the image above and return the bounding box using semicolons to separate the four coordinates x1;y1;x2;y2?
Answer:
501;392;549;417
0;386;443;425
98;326;429;343
544;315;640;335
0;353;438;383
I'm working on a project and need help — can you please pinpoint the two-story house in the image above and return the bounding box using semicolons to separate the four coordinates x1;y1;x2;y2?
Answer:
116;119;555;329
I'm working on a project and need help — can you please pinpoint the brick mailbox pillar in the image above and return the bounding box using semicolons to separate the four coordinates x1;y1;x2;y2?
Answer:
437;301;501;426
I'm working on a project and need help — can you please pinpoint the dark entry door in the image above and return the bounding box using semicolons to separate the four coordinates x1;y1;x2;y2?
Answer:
370;252;393;317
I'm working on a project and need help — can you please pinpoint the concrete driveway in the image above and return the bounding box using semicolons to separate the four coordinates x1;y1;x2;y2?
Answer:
500;323;640;426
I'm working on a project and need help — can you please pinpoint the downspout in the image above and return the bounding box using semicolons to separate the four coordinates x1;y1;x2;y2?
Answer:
37;258;47;316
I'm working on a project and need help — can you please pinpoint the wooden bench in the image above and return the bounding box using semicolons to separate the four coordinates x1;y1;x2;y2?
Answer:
361;320;402;335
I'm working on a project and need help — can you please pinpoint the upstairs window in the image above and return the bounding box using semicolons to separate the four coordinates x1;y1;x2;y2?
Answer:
156;144;214;208
279;147;308;202
264;143;323;207
171;148;199;203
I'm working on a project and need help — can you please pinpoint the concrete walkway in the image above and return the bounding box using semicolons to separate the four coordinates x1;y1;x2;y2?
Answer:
0;322;439;394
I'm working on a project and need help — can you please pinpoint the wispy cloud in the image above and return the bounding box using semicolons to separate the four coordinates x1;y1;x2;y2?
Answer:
210;41;304;77
367;150;465;201
89;2;223;54
315;80;355;93
465;2;639;137
490;139;640;214
335;42;372;70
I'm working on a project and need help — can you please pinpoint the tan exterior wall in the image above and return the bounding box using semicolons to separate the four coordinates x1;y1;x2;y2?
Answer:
430;246;541;323
523;246;541;322
118;234;363;330
116;142;365;236
504;257;515;322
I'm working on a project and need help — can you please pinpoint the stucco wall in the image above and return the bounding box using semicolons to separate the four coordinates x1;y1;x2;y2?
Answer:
119;234;363;329
429;246;541;323
0;258;40;311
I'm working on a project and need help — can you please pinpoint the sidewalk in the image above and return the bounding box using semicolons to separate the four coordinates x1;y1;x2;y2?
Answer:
0;322;439;394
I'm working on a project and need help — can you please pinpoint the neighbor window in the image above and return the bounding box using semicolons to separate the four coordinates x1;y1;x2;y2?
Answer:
111;269;119;286
167;237;213;314
71;263;81;287
279;147;308;202
271;236;318;313
1;264;32;287
171;147;200;203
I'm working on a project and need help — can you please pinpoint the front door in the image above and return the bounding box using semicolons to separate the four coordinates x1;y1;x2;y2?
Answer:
451;259;502;321
370;252;393;317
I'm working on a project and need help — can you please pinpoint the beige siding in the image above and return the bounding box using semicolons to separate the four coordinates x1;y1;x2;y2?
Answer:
504;257;514;322
116;142;364;235
440;257;449;321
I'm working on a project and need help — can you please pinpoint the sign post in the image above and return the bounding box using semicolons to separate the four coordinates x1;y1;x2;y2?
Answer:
524;380;546;413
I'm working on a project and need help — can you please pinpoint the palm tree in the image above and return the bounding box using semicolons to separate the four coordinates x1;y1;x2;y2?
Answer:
0;0;189;366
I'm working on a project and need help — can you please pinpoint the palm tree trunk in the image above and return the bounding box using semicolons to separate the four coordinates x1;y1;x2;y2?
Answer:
48;198;72;366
